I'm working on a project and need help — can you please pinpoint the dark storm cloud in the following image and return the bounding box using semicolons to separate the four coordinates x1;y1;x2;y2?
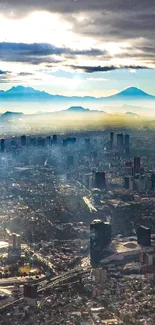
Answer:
0;42;105;64
1;0;155;16
70;65;149;73
0;1;154;67
1;0;154;41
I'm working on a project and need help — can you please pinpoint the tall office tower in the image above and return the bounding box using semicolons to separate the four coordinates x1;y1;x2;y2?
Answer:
0;227;6;241
117;133;124;150
134;157;141;174
21;135;26;146
38;138;45;147
85;138;90;150
24;284;37;307
1;139;5;153
63;139;68;147
8;233;21;258
125;161;133;176
67;155;74;167
90;220;111;267
53;135;58;145
66;137;76;145
92;172;106;189
30;138;36;146
110;132;114;149
92;171;96;187
136;225;151;246
46;136;51;146
124;176;130;189
151;173;155;190
125;134;130;154
11;139;17;147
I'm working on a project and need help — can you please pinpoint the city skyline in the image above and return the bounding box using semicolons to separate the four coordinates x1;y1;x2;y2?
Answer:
0;1;154;97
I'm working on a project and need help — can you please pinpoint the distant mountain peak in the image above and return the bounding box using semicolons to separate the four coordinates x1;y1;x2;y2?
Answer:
67;106;90;112
113;86;153;98
1;111;24;119
125;111;139;116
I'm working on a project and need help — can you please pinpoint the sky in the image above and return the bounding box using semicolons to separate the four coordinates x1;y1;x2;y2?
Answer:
0;0;155;97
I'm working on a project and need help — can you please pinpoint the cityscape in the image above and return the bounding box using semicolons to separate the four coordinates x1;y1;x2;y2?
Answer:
0;0;155;324
0;128;155;324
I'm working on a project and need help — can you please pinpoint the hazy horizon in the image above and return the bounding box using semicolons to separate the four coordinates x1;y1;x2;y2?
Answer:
0;1;154;99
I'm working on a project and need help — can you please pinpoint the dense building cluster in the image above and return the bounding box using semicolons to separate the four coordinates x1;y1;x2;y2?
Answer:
0;128;155;324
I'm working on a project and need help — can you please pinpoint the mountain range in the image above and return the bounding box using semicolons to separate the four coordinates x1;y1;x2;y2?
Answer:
0;86;154;103
0;108;140;122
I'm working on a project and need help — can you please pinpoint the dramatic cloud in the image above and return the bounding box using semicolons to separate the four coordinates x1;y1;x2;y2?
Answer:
0;0;154;16
70;65;149;73
0;0;154;95
0;0;154;43
0;42;105;65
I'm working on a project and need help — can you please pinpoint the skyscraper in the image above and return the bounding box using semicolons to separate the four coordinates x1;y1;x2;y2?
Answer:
53;135;58;145
125;134;130;154
24;284;37;307
117;133;124;150
21;135;26;146
8;232;21;258
136;225;151;246
1;139;5;153
125;161;133;176
110;132;114;149
134;157;141;174
151;173;155;190
38;138;45;147
90;220;111;267
46;136;51;146
92;172;106;189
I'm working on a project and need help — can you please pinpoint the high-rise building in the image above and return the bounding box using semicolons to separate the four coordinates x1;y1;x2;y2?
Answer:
38;138;45;147
53;135;58;145
46;136;51;146
83;173;92;189
124;176;130;189
117;133;124;150
63;139;67;147
30;138;36;146
134;157;141;174
21;135;26;146
1;139;5;153
151;173;155;190
145;173;152;191
24;284;37;307
110;132;114;149
125;134;130;154
92;172;106;189
136;225;151;246
0;227;6;241
8;232;21;258
125;161;133;176
90;220;111;267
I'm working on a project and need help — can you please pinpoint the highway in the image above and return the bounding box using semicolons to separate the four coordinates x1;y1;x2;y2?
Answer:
83;196;97;213
0;266;91;313
24;245;57;276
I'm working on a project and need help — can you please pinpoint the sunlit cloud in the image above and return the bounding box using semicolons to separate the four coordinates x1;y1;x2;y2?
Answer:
0;1;154;96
